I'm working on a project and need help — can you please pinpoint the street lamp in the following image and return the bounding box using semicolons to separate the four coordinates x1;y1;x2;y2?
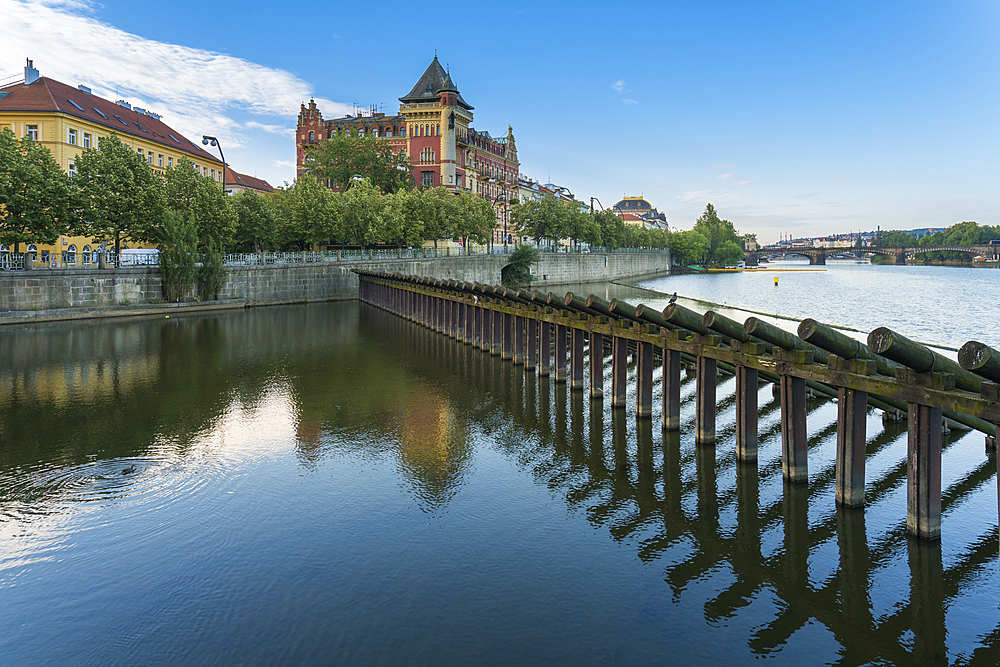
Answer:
493;191;508;253
201;135;226;193
396;163;416;190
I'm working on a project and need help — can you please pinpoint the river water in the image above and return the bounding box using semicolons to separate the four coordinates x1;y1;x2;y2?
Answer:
1;262;997;665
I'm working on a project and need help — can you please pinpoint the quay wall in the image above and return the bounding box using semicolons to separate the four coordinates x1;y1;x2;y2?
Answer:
0;251;671;323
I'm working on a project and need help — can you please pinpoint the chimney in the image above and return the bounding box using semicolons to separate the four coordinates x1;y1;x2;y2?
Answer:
24;58;39;85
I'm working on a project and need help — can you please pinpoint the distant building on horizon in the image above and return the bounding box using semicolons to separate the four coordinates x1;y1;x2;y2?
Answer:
612;195;668;230
296;56;520;248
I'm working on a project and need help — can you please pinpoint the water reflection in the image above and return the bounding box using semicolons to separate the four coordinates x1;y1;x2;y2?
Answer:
2;300;998;664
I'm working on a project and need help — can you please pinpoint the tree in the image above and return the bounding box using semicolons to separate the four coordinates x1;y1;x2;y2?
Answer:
303;131;413;193
594;210;625;250
336;177;398;251
669;230;708;266
158;210;198;302
692;204;742;267
0;127;77;253
511;192;569;246
503;244;538;286
420;187;458;251
452;191;496;253
231;189;278;252
74;133;164;254
164;158;237;249
278;174;339;249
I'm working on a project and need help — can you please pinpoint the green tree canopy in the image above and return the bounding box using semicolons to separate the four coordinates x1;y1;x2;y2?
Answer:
74;133;164;254
511;192;571;246
336;176;400;250
231;189;278;253
303;131;413;193
0;127;77;252
669;230;708;266
692;204;742;266
163;158;237;248
277;174;339;249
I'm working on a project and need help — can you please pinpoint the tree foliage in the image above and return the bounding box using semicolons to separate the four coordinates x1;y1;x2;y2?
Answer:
163;158;237;248
303;131;413;193
231;189;278;252
692;204;743;267
74;133;164;253
503;244;538;286
158;210;198;302
0;127;77;252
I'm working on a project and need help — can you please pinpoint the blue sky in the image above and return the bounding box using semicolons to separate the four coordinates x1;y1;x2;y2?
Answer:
2;0;997;243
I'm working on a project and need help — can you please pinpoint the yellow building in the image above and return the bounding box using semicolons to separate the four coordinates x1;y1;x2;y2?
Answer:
0;59;224;265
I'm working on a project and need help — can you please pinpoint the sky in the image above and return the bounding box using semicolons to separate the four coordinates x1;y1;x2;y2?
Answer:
2;0;998;243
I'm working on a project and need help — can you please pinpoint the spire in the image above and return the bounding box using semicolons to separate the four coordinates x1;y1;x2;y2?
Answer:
399;56;473;110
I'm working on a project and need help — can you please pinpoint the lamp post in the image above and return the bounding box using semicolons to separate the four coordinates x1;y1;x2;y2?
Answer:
396;163;416;190
493;190;507;254
201;135;226;194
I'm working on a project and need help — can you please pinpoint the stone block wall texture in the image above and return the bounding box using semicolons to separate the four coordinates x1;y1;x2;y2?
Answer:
0;252;670;312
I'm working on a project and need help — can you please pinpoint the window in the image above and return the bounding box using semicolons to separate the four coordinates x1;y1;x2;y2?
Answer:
158;154;163;167
83;133;91;149
26;125;38;141
113;114;128;126
386;129;393;137
68;99;85;112
168;157;173;167
92;107;107;119
203;167;208;177
148;154;153;165
421;171;433;187
211;169;215;181
400;127;406;137
68;128;77;145
437;125;440;136
68;163;76;178
137;148;143;159
308;130;314;142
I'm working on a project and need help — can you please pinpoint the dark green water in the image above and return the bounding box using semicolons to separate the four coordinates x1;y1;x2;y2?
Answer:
1;267;998;665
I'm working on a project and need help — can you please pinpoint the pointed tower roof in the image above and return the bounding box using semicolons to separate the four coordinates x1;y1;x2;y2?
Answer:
399;56;473;110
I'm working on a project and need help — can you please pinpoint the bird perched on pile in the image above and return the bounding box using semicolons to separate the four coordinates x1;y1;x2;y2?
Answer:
668;292;678;304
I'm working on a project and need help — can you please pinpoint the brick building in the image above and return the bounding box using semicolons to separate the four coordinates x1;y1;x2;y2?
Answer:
296;56;519;245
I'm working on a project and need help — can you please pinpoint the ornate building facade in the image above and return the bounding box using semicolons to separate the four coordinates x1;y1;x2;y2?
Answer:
296;57;520;245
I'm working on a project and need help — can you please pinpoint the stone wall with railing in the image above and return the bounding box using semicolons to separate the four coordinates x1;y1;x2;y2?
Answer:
0;249;670;317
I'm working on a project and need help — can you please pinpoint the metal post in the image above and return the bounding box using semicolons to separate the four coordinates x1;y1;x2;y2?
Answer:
514;314;525;365
636;340;654;418
735;365;758;461
611;336;628;408
836;387;867;507
589;332;604;399
554;324;567;383
502;311;513;360
570;327;585;390
539;321;551;377
696;356;717;444
662;347;681;430
780;374;808;483
526;318;537;372
907;402;942;540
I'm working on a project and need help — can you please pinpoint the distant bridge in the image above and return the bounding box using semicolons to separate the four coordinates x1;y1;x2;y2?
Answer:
746;244;999;266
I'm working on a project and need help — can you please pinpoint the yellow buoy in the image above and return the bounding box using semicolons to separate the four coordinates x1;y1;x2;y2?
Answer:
774;277;779;286
165;315;170;318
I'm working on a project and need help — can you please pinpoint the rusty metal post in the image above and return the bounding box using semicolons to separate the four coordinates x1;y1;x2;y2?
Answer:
570;327;585;390
637;340;654;419
514;314;526;365
836;386;868;507
590;331;604;399
662;347;681;430
502;311;513;360
736;365;758;461
491;306;502;356
780;374;808;483
696;355;717;444
539;321;551;377
526;318;537;371
611;335;629;408
907;402;942;540
554;324;567;382
474;304;483;348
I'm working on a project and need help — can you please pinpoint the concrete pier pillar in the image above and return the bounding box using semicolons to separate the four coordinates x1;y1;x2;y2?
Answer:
735;366;758;461
589;332;604;399
539;321;551;377
696;356;717;444
611;336;629;408
662;348;681;430
780;374;808;483
836;387;867;507
636;340;654;419
570;328;585;390
907;402;942;540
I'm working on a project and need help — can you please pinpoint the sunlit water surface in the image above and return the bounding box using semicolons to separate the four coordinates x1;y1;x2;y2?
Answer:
1;263;998;666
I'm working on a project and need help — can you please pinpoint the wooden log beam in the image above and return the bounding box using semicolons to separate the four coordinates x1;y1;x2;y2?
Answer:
958;341;1000;383
798;318;899;377
663;303;710;335
869;326;983;393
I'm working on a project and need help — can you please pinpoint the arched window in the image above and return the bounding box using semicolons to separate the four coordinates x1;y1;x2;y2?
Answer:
386;128;393;137
83;244;92;264
437;125;441;136
308;130;314;142
400;127;406;137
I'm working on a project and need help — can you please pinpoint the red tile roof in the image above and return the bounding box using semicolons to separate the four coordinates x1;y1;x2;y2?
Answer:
0;77;222;164
226;169;275;193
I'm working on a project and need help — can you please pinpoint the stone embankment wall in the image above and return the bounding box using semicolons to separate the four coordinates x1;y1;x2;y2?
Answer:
0;251;670;320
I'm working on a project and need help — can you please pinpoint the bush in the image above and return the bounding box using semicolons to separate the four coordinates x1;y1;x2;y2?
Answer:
158;211;197;302
503;244;539;286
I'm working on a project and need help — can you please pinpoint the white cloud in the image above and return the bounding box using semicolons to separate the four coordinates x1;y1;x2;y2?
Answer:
611;79;626;92
0;0;350;185
621;98;638;105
